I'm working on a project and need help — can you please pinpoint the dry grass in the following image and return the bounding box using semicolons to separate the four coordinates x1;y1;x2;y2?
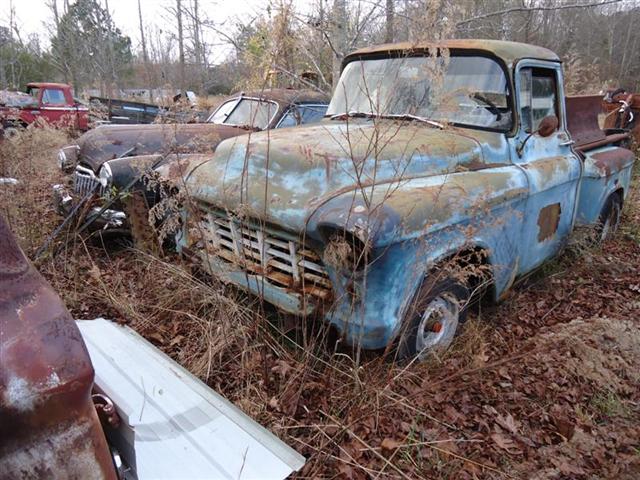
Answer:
0;125;68;254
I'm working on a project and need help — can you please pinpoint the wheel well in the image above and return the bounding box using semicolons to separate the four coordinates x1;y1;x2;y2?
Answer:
433;246;495;303
611;187;624;203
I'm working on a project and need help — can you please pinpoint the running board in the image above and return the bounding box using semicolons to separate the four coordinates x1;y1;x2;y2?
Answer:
77;318;305;480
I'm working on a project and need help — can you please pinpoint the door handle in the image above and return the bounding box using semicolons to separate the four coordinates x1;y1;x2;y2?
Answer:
559;139;574;146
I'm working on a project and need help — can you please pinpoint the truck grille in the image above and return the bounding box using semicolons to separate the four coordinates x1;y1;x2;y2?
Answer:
192;210;332;300
73;165;107;197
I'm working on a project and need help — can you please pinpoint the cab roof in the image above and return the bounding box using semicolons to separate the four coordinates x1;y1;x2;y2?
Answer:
230;88;329;106
345;39;560;66
26;82;72;89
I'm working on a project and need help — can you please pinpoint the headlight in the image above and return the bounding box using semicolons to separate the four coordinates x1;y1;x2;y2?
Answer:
99;163;113;187
322;228;370;272
57;149;67;170
57;145;79;172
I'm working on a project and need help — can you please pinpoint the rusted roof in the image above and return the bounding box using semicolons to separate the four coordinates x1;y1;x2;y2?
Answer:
0;215;117;478
233;88;330;106
345;39;560;65
26;82;72;89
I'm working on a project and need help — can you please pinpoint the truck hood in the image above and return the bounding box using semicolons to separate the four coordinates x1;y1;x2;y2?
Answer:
78;122;250;171
185;120;499;233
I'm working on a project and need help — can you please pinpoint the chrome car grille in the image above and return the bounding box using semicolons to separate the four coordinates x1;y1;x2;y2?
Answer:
192;210;332;300
73;165;106;197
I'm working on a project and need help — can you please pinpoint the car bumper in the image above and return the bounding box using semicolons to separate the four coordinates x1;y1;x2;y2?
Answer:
53;184;128;230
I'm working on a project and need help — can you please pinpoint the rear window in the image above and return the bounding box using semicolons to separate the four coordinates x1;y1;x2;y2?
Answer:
42;89;67;105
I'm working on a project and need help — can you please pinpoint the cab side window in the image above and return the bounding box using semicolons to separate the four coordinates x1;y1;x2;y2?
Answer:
42;89;67;105
519;68;558;133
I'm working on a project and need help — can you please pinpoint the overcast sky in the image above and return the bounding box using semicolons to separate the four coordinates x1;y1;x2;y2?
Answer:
5;0;294;63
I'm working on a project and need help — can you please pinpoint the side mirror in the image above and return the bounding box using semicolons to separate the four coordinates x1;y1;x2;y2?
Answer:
537;115;559;137
517;114;560;157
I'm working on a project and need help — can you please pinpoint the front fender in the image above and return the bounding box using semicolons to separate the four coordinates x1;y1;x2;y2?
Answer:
317;168;528;348
103;154;164;190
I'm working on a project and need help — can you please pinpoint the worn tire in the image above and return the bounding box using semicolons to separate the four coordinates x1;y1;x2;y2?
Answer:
598;193;622;243
396;276;470;362
3;126;21;138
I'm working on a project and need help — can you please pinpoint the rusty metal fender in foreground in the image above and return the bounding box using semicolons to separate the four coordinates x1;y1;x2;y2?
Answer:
0;215;116;480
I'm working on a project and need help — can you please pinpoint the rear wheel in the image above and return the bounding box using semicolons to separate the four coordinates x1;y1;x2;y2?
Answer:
598;193;622;243
397;277;470;361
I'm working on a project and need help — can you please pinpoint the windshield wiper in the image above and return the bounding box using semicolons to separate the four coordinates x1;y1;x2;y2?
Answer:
329;111;377;120
380;113;444;129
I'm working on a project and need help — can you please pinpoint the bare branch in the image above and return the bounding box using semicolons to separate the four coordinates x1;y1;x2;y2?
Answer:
457;0;624;26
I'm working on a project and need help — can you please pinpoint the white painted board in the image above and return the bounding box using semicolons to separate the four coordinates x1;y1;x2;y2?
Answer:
77;318;305;480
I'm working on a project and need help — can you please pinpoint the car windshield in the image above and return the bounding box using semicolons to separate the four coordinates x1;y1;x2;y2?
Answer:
208;97;278;129
276;104;329;128
327;55;512;131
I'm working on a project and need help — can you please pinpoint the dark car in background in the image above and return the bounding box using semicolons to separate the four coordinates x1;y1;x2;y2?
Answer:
53;88;329;233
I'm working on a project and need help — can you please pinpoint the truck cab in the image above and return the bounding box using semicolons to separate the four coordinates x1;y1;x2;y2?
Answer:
1;82;89;132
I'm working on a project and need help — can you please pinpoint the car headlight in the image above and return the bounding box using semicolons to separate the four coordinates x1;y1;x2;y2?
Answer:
99;163;113;187
57;149;67;170
322;228;370;272
57;145;79;172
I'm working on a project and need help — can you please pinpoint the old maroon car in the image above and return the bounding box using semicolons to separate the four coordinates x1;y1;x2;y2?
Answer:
54;88;329;233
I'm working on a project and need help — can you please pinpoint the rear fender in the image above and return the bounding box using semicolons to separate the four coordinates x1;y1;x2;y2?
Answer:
576;146;635;225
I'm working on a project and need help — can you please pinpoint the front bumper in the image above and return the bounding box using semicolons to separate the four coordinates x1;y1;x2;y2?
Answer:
53;184;127;230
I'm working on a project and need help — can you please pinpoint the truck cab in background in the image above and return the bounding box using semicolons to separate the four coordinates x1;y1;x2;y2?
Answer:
0;82;89;134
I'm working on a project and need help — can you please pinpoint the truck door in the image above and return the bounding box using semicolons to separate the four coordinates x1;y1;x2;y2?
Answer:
513;61;582;274
21;86;42;126
40;87;71;127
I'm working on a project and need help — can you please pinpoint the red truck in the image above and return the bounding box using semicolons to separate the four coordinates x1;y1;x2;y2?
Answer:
0;82;89;135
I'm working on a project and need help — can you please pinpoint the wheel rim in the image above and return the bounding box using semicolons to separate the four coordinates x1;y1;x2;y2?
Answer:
415;294;460;356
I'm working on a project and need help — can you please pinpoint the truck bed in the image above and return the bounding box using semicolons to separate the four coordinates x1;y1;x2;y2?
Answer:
566;95;630;152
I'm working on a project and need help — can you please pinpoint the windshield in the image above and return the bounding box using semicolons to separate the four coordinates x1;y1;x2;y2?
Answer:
276;104;328;128
327;55;512;131
208;97;278;129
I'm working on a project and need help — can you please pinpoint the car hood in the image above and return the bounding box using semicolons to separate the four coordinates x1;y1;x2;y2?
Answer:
78;122;250;171
184;120;496;233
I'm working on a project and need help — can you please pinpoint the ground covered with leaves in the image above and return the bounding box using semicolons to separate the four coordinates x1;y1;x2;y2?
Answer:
2;129;639;479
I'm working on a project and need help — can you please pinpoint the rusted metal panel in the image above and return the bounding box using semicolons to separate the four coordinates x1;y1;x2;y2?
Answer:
566;95;608;147
576;146;635;225
537;203;561;241
124;190;162;255
566;95;630;151
0;215;116;480
591;148;636;177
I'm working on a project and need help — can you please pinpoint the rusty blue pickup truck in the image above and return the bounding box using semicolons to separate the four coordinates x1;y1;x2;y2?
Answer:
173;40;635;361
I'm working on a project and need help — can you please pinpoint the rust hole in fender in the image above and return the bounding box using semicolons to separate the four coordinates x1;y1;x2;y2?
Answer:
537;203;561;242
